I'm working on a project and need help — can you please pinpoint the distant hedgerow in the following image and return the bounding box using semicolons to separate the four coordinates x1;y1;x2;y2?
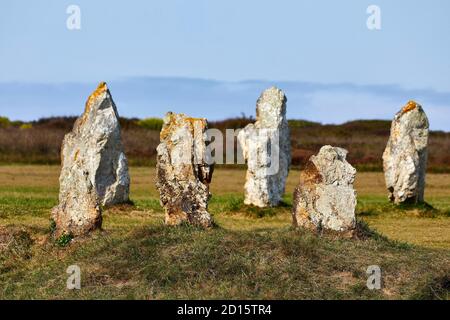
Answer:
136;118;164;131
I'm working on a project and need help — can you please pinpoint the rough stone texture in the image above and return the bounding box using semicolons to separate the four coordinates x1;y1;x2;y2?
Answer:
52;82;130;237
292;146;357;234
156;112;214;228
382;101;429;204
237;87;291;207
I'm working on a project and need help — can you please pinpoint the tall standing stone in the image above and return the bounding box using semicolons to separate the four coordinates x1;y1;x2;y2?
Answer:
52;82;130;237
382;101;429;204
292;146;357;235
156;112;214;228
238;87;291;207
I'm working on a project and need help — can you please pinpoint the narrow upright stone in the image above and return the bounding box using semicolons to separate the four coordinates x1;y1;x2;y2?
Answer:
238;87;291;207
52;82;130;237
292;146;357;235
382;101;429;204
156;112;214;228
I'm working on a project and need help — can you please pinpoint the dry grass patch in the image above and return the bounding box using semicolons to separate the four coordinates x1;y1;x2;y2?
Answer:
0;165;449;299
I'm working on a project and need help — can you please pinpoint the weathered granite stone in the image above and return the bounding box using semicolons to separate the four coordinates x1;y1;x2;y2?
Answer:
237;87;291;207
51;169;102;237
52;82;130;237
292;146;357;234
382;101;429;204
156;112;214;228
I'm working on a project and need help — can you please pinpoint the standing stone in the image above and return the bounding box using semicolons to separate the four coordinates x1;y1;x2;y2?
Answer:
237;87;291;207
156;112;214;228
382;101;429;204
52;82;130;237
292;146;357;234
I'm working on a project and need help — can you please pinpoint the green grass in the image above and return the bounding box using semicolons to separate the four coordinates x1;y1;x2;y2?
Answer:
0;221;448;299
0;166;449;299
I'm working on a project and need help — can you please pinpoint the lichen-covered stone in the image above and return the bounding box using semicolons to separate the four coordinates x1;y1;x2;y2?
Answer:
293;146;357;234
51;170;102;237
237;87;291;207
52;82;130;237
382;101;429;204
156;112;214;228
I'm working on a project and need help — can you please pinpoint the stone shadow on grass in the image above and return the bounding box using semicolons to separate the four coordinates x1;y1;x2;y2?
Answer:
358;201;449;218
215;197;292;218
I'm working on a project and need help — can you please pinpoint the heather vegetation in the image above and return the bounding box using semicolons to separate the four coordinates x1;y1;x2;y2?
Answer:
1;115;449;171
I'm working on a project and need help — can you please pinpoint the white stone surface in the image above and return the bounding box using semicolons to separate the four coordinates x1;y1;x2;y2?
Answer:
52;82;130;236
156;112;214;228
382;101;429;204
238;87;291;207
293;146;357;234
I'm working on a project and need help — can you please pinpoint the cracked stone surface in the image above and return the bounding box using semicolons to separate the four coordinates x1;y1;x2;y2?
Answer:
52;82;130;237
156;112;214;228
238;87;291;207
292;146;357;234
382;101;429;204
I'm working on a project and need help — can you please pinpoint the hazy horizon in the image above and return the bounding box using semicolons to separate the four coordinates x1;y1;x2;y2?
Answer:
1;1;449;130
1;76;449;131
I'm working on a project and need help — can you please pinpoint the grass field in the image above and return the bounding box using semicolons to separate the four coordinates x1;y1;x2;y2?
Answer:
0;165;449;299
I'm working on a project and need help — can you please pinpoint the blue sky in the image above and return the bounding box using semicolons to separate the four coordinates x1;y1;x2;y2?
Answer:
1;0;450;130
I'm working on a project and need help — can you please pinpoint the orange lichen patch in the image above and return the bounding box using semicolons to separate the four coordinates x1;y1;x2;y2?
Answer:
300;161;322;185
185;117;206;124
73;149;80;161
85;82;108;112
159;113;177;140
296;206;310;221
185;117;207;136
165;208;188;226
401;100;418;114
79;82;108;125
160;113;207;140
391;125;400;140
